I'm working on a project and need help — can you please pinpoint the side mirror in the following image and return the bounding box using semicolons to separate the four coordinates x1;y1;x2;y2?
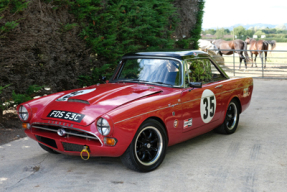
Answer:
99;75;106;82
189;82;202;88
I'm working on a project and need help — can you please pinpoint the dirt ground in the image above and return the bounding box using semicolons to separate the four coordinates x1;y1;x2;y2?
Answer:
0;110;26;145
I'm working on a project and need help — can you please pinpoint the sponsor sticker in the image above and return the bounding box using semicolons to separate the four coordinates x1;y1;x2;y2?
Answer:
174;119;178;128
243;88;250;97
47;110;85;123
184;118;193;129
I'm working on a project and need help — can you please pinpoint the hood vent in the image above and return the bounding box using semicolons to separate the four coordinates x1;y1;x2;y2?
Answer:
68;99;90;105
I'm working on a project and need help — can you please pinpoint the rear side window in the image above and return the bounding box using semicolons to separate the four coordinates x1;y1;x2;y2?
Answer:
185;58;226;85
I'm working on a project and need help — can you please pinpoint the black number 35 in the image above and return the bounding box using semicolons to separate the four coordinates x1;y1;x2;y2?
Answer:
203;96;215;120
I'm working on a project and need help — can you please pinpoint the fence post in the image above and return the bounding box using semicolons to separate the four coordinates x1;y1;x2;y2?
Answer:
260;52;264;78
233;50;235;76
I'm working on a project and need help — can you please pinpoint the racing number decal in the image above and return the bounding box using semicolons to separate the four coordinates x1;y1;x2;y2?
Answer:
56;88;96;101
200;89;216;123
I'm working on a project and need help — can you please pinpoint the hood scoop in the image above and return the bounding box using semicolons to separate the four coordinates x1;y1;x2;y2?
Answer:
67;99;90;105
131;87;162;94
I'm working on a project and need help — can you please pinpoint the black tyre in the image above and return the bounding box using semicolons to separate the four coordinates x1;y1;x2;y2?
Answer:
38;143;60;154
215;99;240;134
121;119;167;172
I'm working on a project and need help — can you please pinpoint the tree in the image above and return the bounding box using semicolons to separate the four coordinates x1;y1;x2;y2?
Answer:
246;29;255;38
0;0;205;102
205;29;216;35
234;26;246;40
224;28;230;35
269;28;277;34
254;30;266;37
215;28;225;39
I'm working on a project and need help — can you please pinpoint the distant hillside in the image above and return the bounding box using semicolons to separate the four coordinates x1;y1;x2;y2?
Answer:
205;23;287;30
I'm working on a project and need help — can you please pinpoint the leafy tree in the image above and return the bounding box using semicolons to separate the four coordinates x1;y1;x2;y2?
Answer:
215;28;225;39
224;28;230;35
205;29;216;35
65;0;180;86
234;26;246;40
254;30;266;37
269;28;277;34
246;29;255;38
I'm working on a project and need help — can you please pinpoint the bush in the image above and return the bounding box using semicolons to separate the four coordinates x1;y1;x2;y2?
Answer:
1;0;204;102
12;84;43;105
65;0;179;86
0;84;10;119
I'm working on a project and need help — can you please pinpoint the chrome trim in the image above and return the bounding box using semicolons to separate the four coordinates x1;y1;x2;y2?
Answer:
31;123;103;146
215;85;223;88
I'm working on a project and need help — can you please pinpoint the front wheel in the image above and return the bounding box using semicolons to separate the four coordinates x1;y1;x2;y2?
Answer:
215;99;240;134
121;119;167;172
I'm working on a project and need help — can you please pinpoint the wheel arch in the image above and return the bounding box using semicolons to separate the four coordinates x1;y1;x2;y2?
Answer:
231;96;242;114
143;116;169;143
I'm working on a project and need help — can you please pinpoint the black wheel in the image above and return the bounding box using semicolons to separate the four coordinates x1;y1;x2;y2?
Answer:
121;119;167;172
38;143;60;154
215;99;240;134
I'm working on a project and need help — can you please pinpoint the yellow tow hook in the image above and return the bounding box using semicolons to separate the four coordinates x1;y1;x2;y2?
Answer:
80;146;90;161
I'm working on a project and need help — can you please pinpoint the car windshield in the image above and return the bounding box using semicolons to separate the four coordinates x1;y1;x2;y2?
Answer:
115;59;182;86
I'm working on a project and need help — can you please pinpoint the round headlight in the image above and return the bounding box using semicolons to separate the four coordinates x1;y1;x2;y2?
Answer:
18;105;29;121
97;118;111;136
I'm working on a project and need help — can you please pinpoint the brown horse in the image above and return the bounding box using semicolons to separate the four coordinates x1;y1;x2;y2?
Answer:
245;37;269;68
212;39;249;69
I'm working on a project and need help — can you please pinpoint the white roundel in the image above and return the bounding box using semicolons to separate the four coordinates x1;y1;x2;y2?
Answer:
57;88;96;101
200;89;216;123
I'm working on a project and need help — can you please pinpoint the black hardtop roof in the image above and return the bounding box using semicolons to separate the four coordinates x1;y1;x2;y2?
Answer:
122;50;208;60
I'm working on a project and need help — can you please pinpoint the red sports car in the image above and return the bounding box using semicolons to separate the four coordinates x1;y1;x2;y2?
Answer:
17;50;253;172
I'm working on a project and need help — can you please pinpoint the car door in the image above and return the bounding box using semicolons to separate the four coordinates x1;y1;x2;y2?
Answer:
180;58;227;132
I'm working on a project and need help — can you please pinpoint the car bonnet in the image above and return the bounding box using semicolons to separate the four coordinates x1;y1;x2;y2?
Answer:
40;83;162;126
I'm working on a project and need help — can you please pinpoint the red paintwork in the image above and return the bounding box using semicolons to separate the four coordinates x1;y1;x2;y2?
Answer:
17;75;253;158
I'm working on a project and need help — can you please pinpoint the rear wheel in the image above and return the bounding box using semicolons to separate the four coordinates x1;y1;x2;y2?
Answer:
38;143;60;154
121;119;167;172
215;99;240;134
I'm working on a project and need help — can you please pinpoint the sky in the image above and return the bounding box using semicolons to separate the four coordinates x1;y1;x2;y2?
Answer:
202;0;287;29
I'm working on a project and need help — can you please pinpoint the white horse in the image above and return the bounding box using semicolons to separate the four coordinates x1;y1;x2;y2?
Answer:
198;39;224;65
198;39;218;54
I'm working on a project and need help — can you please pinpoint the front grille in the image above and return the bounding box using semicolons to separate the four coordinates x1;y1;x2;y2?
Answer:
32;123;99;141
62;142;90;152
36;135;57;148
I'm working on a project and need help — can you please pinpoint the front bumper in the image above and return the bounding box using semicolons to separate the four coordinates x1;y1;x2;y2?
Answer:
25;122;126;157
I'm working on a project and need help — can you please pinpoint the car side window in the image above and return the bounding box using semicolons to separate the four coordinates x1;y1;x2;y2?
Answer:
185;58;226;85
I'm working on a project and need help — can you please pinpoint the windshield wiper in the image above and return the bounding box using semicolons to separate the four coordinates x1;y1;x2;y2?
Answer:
151;82;173;87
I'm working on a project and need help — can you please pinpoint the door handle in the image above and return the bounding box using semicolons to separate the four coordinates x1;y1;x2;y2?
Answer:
215;85;223;88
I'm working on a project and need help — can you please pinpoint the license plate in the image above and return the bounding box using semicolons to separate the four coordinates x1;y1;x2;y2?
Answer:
47;110;85;123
